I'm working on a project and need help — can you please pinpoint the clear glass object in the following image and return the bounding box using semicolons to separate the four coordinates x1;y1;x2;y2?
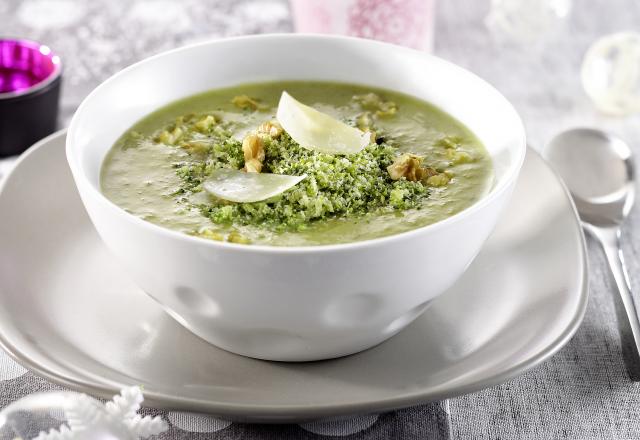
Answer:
581;32;640;116
485;0;571;44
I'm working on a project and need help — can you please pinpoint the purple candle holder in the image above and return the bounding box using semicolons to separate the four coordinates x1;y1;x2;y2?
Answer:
0;39;62;157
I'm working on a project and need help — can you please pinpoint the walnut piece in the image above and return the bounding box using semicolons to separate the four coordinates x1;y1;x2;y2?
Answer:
242;134;265;173
198;228;224;241
257;120;283;138
426;173;451;187
231;95;266;111
387;154;429;181
356;112;373;131
353;93;398;117
155;126;183;145
194;115;216;133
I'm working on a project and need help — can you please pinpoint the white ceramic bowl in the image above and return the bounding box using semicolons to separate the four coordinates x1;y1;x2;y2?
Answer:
66;35;526;361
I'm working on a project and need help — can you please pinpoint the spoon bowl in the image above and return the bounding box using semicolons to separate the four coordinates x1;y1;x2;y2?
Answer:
545;128;635;227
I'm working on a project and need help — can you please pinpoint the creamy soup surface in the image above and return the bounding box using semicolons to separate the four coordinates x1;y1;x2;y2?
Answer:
101;81;494;246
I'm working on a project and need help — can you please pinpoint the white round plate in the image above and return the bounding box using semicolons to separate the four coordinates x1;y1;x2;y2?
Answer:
0;131;587;422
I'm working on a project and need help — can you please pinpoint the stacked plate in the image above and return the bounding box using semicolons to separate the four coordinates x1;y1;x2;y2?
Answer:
0;131;587;422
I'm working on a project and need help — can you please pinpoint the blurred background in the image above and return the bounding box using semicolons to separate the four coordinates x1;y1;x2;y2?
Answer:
2;0;639;151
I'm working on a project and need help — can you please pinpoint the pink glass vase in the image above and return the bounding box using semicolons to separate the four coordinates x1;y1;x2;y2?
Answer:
290;0;436;52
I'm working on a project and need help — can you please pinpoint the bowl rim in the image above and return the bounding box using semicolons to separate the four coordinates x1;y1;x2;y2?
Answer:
0;37;62;100
67;33;527;254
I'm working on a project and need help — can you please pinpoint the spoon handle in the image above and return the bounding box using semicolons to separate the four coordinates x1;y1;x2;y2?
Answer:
590;225;640;380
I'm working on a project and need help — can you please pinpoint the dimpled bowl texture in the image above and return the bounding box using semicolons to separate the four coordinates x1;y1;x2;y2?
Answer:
66;35;526;361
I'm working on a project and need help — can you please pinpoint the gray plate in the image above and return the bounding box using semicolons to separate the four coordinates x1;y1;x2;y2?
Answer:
0;131;587;422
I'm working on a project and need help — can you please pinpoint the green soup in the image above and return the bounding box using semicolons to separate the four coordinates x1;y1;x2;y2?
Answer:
101;81;493;246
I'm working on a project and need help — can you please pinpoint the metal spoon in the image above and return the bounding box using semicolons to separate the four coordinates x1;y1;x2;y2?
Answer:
545;128;640;380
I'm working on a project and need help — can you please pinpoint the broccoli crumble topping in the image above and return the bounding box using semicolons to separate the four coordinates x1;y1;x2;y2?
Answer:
145;92;468;241
171;128;429;232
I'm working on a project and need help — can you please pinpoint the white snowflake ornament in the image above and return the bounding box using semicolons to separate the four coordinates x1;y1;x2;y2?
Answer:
23;387;166;440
